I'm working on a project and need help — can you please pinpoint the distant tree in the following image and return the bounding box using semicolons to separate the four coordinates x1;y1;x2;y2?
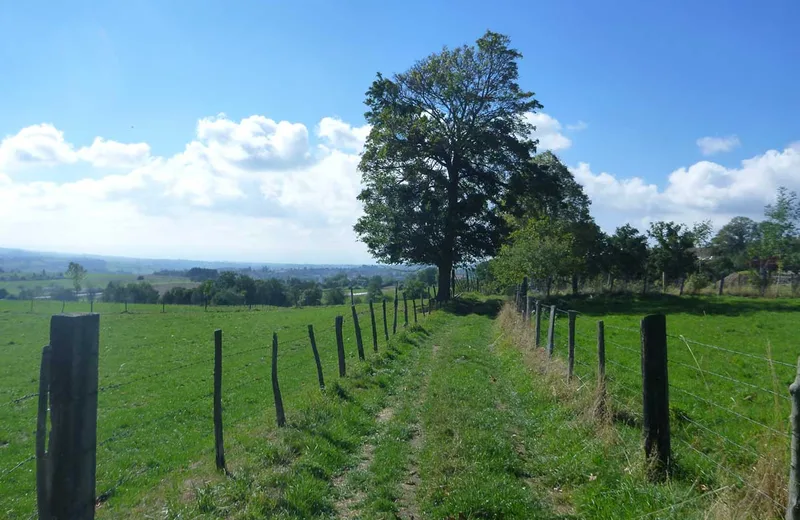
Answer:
300;284;323;306
749;187;800;293
709;216;760;273
323;287;346;305
0;288;9;299
403;279;427;299
647;221;706;284
366;276;384;302
607;224;649;284
415;267;438;286
66;262;87;296
492;216;574;297
355;31;542;301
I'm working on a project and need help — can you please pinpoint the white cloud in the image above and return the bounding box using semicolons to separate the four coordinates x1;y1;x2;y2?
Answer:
318;117;371;152
525;112;572;151
567;120;589;131
77;137;151;168
0;115;371;263
696;135;741;156
0;123;78;168
572;142;800;232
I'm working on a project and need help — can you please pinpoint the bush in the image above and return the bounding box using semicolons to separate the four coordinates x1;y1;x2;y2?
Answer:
323;287;346;305
211;289;245;306
685;273;710;294
51;287;78;301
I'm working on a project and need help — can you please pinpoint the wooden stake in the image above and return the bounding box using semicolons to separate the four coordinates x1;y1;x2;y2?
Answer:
213;329;226;471
335;316;346;377
307;325;324;390
272;333;286;427
641;314;670;479
352;305;365;361
369;301;378;352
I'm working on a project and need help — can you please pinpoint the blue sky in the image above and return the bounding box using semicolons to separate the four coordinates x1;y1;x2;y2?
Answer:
1;0;799;263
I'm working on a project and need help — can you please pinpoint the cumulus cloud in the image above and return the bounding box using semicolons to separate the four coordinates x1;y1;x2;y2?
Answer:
567;120;589;131
572;142;800;231
318;117;371;152
525;112;572;151
0;124;78;168
77;137;151;168
696;135;741;156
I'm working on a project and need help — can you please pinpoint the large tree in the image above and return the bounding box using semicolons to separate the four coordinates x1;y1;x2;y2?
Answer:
66;262;87;297
355;31;542;300
607;224;649;284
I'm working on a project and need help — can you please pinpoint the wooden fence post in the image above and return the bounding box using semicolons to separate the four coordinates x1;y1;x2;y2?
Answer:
382;299;389;342
568;311;577;380
403;292;409;327
534;301;542;347
679;278;685;296
307;325;325;390
597;320;606;414
788;357;800;520
162;300;165;313
641;314;670;479
393;295;399;335
718;277;725;296
213;329;226;471
520;277;528;315
662;271;666;294
369;301;379;352
352;305;365;361
47;313;100;520
547;305;556;356
272;333;286;427
413;299;418;323
525;296;532;323
36;345;52;520
335;316;346;377
350;287;355;306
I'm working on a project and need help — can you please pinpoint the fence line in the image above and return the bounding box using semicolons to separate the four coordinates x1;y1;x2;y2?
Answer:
668;334;796;368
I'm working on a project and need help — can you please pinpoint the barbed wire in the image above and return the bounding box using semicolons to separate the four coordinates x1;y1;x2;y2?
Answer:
605;338;640;355
606;358;639;376
668;360;790;402
677;414;760;459
667;334;795;368
669;384;789;439
0;454;35;483
675;437;783;510
604;324;640;334
0;392;39;409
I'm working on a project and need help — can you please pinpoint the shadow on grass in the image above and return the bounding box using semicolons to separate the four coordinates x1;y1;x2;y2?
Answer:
441;295;504;318
542;293;800;318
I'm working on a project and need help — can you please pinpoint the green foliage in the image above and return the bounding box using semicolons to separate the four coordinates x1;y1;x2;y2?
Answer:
323;286;346;305
415;267;437;286
403;279;426;299
355;31;541;299
492;216;574;293
366;275;384;302
607;224;649;281
103;281;160;304
66;261;87;294
647;221;704;282
685;272;711;293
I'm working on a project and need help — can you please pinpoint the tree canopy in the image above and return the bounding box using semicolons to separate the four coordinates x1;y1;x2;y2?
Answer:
355;31;543;300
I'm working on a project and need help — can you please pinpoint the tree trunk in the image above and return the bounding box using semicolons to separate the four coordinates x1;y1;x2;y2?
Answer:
546;277;552;298
437;258;453;301
571;274;579;295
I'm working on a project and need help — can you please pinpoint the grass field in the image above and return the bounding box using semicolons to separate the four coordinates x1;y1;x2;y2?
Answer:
0;273;196;296
1;293;796;518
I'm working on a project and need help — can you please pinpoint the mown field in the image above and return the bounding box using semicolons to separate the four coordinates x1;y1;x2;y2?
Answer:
0;297;417;518
0;273;196;296
1;293;797;519
536;294;800;517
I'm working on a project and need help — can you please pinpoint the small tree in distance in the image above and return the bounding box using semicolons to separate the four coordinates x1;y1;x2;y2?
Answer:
66;262;87;298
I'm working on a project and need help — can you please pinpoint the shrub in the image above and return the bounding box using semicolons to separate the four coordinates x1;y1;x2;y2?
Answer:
323;287;346;305
686;273;710;293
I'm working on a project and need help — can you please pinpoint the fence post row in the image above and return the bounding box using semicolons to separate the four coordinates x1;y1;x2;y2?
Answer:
37;314;100;520
307;325;325;390
534;300;542;348
369;301;379;352
567;311;577;380
352;305;365;361
788;358;800;520
272;333;286;427
213;329;226;472
382;299;389;342
547;305;556;356
641;314;670;479
335;316;346;377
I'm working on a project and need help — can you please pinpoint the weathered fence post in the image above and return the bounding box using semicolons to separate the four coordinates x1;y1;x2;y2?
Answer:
369;301;379;352
213;329;226;471
272;333;286;427
547;305;556;356
307;325;324;390
412;299;418;323
403;292;409;327
393;295;399;335
350;286;355;306
534;301;542;347
679;278;685;296
597;320;606;413
788;357;800;520
520;277;528;315
382;299;389;342
525;296;532;323
662;271;666;294
568;311;577;380
718;277;725;296
162;300;165;313
352;305;365;361
61;301;65;313
124;300;128;313
46;313;100;519
36;345;52;520
641;314;670;479
335;316;346;377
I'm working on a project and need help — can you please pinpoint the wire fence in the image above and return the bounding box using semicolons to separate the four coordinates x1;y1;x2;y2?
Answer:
0;292;437;518
511;294;795;517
